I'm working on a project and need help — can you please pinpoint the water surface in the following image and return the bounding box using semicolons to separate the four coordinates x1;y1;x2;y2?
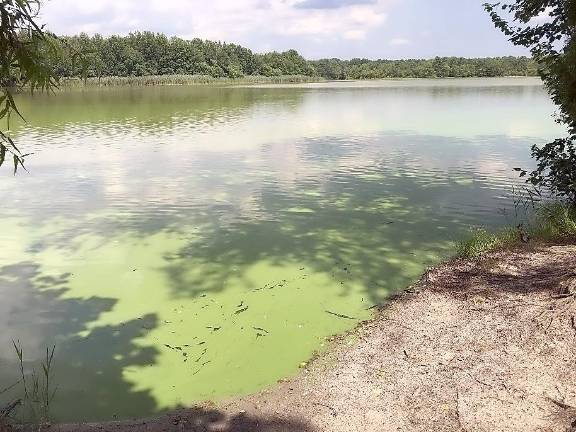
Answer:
0;78;563;421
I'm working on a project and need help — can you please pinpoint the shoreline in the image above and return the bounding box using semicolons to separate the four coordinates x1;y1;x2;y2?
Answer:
43;239;576;432
53;74;540;89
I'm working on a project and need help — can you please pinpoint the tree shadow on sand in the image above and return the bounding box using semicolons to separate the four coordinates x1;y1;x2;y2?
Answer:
428;244;576;298
54;407;315;432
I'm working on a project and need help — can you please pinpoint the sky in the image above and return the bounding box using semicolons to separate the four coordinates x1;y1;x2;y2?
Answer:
39;0;529;60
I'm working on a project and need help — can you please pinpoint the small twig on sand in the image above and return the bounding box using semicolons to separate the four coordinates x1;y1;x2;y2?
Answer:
451;366;491;388
380;317;415;331
467;373;491;388
455;389;466;431
313;402;337;417
545;317;554;333
547;396;575;410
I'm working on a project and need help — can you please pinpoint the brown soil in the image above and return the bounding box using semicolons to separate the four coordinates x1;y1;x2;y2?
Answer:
41;244;576;431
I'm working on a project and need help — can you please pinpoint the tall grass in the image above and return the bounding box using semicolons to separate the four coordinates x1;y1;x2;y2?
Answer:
59;74;323;88
0;342;57;430
456;202;576;258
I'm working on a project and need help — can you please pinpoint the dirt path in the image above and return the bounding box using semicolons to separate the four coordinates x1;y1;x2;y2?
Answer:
48;244;576;431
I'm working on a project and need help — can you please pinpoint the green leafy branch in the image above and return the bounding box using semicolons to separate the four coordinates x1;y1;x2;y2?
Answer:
0;0;63;174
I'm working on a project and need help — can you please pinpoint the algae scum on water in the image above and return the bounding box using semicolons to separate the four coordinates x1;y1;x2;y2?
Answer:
0;78;564;421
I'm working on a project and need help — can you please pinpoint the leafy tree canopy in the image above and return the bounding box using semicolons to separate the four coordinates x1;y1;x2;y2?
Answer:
0;0;57;172
485;0;576;202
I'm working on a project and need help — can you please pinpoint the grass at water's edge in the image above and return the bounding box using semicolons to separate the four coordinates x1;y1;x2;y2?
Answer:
58;74;323;87
456;202;576;258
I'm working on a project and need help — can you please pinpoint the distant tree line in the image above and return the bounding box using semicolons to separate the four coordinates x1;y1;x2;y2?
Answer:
311;56;538;79
47;32;538;80
49;32;315;79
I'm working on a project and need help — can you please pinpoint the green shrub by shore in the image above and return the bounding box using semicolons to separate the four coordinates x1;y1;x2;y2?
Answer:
456;202;576;258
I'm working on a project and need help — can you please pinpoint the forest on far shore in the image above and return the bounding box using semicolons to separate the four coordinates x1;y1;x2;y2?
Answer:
50;32;538;80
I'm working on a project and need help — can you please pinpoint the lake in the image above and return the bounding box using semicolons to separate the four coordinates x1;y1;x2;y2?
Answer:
0;78;563;422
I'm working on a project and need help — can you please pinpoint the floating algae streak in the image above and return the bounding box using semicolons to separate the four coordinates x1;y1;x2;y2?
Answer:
0;78;563;421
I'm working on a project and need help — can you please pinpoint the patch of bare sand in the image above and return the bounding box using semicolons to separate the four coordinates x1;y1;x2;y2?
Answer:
47;244;576;432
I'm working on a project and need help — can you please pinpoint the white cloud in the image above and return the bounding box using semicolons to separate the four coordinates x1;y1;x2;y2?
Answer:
40;0;392;47
343;30;367;40
348;6;386;26
389;37;410;46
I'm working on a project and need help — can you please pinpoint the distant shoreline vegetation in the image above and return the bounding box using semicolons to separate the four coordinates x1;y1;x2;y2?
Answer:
59;74;322;87
48;32;538;84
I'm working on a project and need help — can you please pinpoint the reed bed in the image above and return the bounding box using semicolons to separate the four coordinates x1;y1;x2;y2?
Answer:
59;74;322;87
